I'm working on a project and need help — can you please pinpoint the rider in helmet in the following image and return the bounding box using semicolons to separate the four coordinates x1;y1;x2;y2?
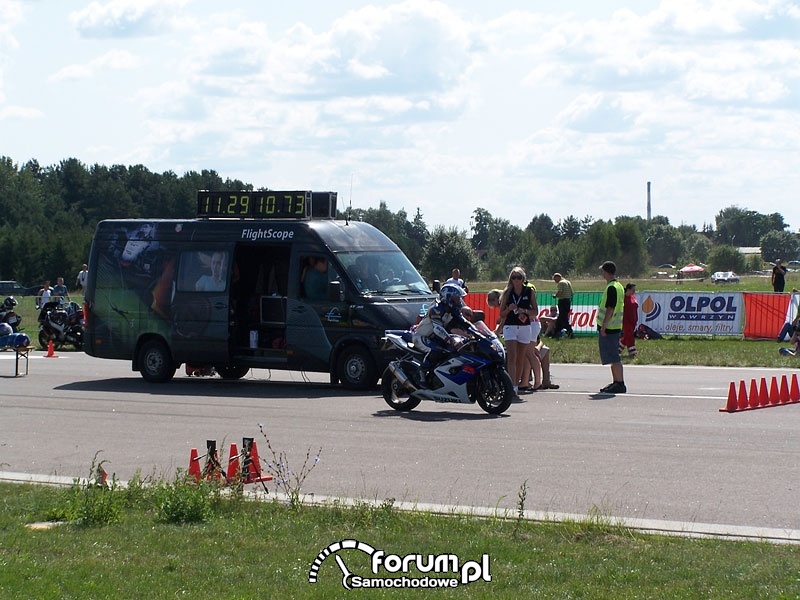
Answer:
3;296;17;310
412;283;470;383
0;322;12;337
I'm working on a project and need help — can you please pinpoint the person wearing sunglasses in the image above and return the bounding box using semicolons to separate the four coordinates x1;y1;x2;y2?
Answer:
498;267;538;396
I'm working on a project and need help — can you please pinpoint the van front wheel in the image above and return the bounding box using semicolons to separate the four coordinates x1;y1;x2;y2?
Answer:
337;346;377;390
138;340;176;383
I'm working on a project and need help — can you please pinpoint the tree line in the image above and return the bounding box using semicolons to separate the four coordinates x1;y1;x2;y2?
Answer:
0;156;796;287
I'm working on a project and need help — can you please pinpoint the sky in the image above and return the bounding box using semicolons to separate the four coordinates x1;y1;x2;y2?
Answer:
2;0;800;234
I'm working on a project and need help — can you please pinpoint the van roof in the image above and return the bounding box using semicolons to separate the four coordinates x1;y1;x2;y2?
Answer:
94;218;400;253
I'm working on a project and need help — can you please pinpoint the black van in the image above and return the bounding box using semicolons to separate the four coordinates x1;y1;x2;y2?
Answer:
83;191;436;389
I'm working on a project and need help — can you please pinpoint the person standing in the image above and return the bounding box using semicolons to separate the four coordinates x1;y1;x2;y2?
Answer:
52;276;69;303
75;264;88;291
445;268;469;293
772;259;788;293
597;261;625;394
620;283;638;357
36;280;52;310
552;273;574;338
498;267;535;396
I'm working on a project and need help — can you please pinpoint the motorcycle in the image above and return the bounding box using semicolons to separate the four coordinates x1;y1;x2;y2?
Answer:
381;320;514;415
38;301;85;350
0;296;22;332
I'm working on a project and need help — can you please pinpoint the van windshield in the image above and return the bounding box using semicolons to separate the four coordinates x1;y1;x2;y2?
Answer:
338;251;431;295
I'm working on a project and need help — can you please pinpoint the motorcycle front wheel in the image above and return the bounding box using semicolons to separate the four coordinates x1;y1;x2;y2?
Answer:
38;330;62;350
381;366;421;412
474;367;513;415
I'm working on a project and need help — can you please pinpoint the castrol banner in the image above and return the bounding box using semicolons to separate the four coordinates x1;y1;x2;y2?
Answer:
466;292;602;335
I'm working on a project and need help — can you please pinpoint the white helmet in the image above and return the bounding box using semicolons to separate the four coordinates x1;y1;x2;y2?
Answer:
0;323;12;336
439;283;466;310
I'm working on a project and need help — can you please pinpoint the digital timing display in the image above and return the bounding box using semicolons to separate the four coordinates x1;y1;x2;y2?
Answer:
197;191;312;219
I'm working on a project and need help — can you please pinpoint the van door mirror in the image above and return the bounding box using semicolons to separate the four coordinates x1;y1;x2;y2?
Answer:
328;280;342;302
432;279;440;293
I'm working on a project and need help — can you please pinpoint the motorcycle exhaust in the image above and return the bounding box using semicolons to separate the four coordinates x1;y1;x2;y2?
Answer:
387;362;417;393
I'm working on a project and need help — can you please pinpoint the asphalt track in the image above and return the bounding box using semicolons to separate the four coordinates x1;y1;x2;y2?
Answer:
2;350;799;542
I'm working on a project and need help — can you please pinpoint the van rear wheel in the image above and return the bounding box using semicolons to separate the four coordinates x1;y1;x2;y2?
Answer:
216;365;250;380
337;346;377;390
138;339;176;383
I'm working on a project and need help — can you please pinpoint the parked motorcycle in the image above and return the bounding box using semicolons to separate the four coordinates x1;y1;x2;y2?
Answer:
381;320;513;415
38;301;85;350
0;296;22;332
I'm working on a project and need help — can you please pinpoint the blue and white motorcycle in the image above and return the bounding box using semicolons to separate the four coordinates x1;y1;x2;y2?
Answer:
381;320;513;415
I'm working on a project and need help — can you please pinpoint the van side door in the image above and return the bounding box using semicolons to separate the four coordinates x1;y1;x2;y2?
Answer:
170;249;230;365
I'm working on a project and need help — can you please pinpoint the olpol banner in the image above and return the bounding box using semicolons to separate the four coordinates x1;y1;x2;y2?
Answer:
637;292;743;336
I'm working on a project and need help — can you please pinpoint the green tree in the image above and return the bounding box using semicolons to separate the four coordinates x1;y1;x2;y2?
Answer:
683;233;711;264
470;208;492;251
422;226;479;284
526;213;558;246
534;240;578;281
614;217;648;276
557;215;585;240
708;245;746;274
760;231;799;264
577;220;621;274
645;223;683;266
715;206;787;246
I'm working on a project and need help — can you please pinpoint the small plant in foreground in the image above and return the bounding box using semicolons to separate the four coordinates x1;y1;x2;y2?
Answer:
64;452;122;527
514;479;528;537
258;423;321;510
154;471;218;524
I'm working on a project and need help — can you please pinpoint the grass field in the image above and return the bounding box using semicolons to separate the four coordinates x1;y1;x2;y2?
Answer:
2;480;800;599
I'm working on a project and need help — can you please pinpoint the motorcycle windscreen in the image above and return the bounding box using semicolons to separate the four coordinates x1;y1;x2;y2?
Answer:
170;249;230;364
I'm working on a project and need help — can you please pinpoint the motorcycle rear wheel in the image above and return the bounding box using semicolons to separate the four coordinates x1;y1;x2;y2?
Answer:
475;367;513;415
381;366;421;412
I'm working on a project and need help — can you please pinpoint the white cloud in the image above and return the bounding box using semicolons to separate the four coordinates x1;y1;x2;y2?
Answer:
0;105;43;121
50;49;140;81
70;0;190;38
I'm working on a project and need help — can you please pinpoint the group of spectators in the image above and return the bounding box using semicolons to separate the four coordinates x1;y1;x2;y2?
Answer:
416;263;645;397
35;264;88;309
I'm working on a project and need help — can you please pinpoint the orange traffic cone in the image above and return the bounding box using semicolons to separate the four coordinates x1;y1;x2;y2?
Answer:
188;447;202;482
759;378;770;407
737;380;748;411
748;379;760;410
780;375;791;404
226;442;240;481
721;381;737;412
44;339;58;358
770;377;781;405
791;374;800;403
95;465;108;488
242;438;273;484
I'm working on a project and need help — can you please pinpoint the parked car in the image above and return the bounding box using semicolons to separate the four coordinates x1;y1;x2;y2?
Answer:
0;280;38;296
711;271;740;284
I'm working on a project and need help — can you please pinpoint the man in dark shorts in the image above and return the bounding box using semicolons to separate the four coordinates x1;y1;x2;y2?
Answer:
597;261;626;394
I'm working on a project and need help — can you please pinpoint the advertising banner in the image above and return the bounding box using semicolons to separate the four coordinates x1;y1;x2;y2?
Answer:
637;291;742;336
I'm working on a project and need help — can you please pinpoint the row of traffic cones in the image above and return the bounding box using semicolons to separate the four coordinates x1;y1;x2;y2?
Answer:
188;438;273;485
720;374;800;412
